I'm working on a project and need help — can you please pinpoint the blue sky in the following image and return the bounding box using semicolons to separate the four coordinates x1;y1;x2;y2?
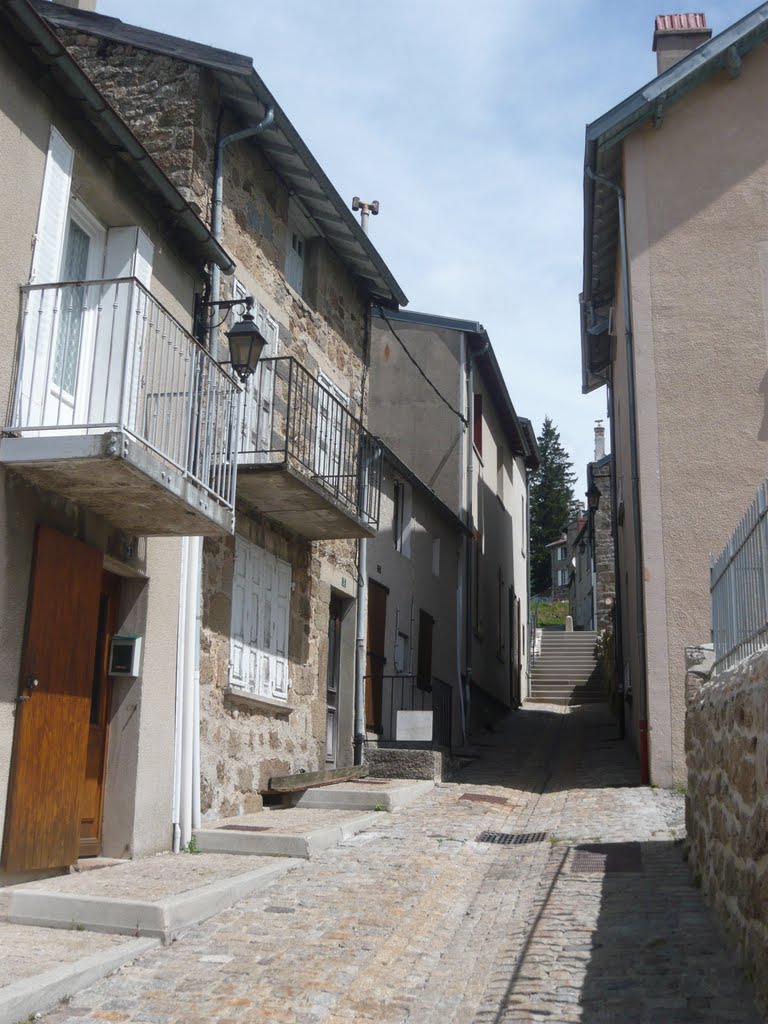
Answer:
98;0;758;491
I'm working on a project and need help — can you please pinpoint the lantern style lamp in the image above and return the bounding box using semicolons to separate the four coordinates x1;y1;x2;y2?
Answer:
586;480;601;512
224;308;267;382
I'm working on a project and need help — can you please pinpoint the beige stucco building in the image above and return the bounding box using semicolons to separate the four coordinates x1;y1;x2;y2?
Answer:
368;309;538;730
39;0;406;819
581;8;768;784
0;0;236;878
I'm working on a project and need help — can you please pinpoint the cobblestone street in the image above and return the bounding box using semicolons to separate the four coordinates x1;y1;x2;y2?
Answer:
33;704;762;1024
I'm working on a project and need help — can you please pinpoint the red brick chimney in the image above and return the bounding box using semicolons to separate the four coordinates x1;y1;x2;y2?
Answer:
653;14;712;75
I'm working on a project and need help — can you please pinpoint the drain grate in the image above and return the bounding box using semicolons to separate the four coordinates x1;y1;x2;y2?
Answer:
477;830;548;846
571;842;642;873
460;793;509;806
216;824;271;833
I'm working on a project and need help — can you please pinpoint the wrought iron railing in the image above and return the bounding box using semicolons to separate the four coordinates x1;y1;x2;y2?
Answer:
371;674;453;749
7;277;240;510
239;356;382;529
711;481;768;672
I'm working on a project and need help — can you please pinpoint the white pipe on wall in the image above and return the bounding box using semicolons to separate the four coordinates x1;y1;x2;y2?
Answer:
172;537;189;853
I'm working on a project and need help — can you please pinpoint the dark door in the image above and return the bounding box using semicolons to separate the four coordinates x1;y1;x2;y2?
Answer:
417;610;434;689
3;526;102;872
365;580;388;732
325;595;343;767
79;571;121;857
510;587;521;707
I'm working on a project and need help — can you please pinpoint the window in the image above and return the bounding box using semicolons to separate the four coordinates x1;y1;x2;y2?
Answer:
392;479;413;557
235;281;279;465
314;371;350;491
285;228;305;295
556;546;566;562
416;610;434;689
432;537;440;578
472;529;481;636
230;536;291;701
496;445;504;503
497;567;505;658
394;631;410;674
473;393;483;455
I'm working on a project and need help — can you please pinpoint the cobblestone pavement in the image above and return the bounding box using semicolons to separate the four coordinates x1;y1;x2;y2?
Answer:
35;703;763;1024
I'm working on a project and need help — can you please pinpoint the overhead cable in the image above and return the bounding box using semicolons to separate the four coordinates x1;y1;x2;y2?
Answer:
375;305;469;426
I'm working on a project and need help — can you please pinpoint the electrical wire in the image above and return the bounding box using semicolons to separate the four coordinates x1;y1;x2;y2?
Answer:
375;305;469;426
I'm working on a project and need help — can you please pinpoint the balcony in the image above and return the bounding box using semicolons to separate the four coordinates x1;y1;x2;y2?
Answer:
1;278;240;536
236;357;382;539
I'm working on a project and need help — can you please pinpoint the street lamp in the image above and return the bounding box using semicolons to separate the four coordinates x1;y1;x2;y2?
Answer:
204;295;267;381
586;480;601;512
224;306;267;381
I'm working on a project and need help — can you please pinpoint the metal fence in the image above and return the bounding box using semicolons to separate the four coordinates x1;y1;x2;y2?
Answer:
239;356;382;529
9;277;240;510
373;674;453;749
710;480;768;672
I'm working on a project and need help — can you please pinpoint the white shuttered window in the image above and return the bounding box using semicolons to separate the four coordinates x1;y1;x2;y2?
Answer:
230;536;291;701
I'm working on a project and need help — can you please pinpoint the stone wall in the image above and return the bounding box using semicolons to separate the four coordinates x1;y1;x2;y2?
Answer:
54;29;369;819
685;645;768;1016
592;459;615;632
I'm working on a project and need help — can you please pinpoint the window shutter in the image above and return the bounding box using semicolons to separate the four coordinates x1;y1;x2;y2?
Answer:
230;536;248;690
402;483;414;558
96;227;155;427
239;289;278;466
19;127;74;427
272;558;291;699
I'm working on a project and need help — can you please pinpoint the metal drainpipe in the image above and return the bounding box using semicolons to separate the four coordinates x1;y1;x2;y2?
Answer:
209;109;275;350
464;344;474;732
586;166;648;780
353;304;372;765
175;107;276;846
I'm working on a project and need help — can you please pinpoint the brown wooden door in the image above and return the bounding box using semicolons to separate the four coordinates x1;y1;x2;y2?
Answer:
365;580;388;732
417;610;434;689
79;572;121;857
3;526;103;872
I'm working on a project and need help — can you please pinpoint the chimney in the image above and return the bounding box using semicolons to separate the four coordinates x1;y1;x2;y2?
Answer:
653;14;711;75
594;420;605;461
57;0;98;9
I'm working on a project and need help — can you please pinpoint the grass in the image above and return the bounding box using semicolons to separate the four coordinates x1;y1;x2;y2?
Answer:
533;601;569;627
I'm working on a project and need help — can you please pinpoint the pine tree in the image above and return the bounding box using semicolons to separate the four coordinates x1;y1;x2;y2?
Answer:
529;417;579;595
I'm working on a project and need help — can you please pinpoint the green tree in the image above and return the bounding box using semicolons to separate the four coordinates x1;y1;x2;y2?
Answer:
530;417;580;595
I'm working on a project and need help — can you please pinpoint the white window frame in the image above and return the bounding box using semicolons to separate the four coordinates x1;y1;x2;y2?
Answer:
230;535;291;702
235;281;279;466
392;478;413;558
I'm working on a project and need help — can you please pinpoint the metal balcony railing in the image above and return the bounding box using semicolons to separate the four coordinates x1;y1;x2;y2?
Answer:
7;277;240;511
370;674;453;749
711;480;768;672
239;356;382;529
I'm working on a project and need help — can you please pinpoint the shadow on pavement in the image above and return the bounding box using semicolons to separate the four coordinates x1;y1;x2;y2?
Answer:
477;839;761;1024
455;702;641;795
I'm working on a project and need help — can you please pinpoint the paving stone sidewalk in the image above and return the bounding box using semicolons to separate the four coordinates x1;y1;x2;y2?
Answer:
32;703;763;1024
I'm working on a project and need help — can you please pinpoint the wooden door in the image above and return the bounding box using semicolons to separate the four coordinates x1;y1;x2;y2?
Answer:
325;596;344;766
79;572;121;857
365;580;388;732
417;610;434;690
3;526;102;872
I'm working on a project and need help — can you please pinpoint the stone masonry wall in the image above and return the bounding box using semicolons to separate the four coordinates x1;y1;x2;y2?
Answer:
592;460;615;633
55;31;370;817
685;646;768;1016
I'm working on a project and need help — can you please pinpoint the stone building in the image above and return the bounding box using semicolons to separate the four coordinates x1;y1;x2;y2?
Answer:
0;0;236;876
367;308;539;729
580;9;768;783
546;535;569;600
38;1;406;819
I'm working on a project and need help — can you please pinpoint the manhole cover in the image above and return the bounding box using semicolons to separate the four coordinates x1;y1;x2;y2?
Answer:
571;842;642;873
460;793;508;806
216;824;271;832
477;831;548;846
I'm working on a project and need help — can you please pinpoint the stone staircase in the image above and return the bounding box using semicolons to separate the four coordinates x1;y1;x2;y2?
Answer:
529;629;604;704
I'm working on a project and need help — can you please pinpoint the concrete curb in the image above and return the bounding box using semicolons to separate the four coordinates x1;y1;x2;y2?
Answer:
0;936;158;1024
8;859;296;943
195;812;381;859
297;780;435;812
